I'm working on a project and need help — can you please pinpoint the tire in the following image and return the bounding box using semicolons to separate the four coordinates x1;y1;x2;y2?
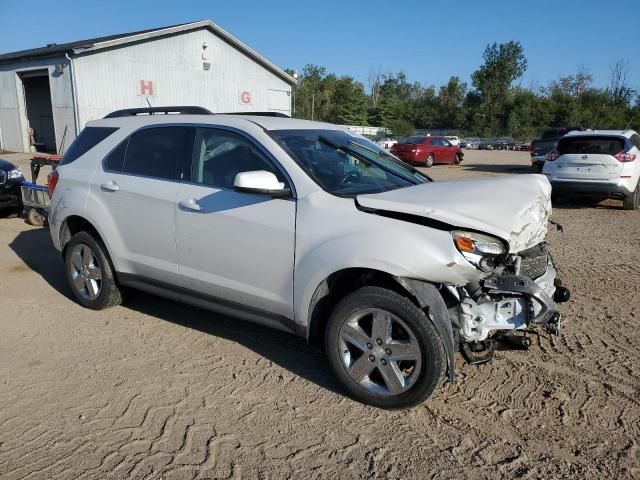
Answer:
454;153;462;165
64;231;122;310
325;286;446;409
623;182;639;210
425;154;434;168
27;208;46;227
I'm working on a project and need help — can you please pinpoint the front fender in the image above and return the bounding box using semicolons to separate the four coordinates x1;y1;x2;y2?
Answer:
293;192;483;332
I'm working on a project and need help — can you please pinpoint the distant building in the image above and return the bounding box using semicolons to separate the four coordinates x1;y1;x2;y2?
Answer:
0;20;295;153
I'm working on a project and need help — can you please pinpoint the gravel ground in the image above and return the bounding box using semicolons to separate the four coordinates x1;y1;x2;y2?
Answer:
0;149;639;479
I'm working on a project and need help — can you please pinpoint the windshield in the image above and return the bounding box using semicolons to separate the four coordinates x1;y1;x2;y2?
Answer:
270;129;429;197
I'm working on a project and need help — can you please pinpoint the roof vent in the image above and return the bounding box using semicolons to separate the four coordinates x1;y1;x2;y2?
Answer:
46;43;57;47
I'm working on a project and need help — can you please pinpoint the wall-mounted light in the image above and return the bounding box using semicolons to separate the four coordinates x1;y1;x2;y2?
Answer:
54;64;65;75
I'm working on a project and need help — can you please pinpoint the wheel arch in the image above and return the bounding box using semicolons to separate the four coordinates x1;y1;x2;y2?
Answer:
304;268;457;383
59;215;116;267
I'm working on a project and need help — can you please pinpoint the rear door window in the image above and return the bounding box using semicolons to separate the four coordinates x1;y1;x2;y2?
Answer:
60;127;118;165
122;127;192;180
557;136;625;155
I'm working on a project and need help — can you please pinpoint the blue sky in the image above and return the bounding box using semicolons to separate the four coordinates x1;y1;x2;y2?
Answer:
1;0;638;91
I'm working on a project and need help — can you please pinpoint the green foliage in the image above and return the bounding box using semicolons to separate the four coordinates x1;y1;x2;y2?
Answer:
289;44;638;138
387;118;414;137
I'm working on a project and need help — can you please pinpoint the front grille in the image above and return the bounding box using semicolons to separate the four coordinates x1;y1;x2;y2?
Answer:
519;243;549;279
0;171;6;185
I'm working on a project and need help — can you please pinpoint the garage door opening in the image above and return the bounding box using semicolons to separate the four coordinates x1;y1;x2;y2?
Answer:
21;71;56;153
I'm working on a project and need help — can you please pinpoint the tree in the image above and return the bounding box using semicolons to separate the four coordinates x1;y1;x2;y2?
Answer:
328;77;369;125
470;41;527;134
286;42;638;137
609;60;636;105
437;76;467;128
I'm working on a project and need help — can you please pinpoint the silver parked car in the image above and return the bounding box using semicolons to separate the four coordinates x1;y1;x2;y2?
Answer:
48;107;569;408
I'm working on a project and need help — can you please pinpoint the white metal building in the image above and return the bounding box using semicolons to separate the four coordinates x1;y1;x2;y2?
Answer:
0;20;295;153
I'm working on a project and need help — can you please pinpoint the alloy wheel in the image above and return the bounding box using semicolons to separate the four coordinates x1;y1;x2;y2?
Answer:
338;308;422;396
69;244;103;300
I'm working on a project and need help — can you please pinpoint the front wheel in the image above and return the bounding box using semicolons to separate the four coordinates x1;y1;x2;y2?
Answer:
425;154;434;168
623;182;639;210
325;287;446;409
454;153;463;165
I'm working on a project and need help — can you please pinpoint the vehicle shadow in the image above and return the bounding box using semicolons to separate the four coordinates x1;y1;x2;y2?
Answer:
459;163;532;174
8;228;342;396
8;225;72;298
551;196;623;210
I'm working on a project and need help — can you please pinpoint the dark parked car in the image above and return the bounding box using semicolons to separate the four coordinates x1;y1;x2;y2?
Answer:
390;135;463;167
0;159;24;213
530;126;584;172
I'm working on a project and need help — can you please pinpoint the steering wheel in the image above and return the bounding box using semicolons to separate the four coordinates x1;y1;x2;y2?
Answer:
338;171;361;189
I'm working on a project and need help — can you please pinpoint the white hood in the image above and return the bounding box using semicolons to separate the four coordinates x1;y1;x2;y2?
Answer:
357;175;552;253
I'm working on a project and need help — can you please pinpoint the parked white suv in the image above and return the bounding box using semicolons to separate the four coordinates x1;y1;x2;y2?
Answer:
543;129;640;210
48;107;569;408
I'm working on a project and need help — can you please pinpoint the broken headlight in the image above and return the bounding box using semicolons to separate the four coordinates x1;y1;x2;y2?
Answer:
452;230;507;272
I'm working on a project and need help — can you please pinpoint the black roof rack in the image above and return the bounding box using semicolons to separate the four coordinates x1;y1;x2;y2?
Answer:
221;111;290;118
104;106;213;118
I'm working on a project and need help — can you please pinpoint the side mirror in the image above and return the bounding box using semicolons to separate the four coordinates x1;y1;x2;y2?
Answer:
233;170;291;198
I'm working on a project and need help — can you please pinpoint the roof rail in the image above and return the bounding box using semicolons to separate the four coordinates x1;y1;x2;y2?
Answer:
104;106;213;118
221;111;290;118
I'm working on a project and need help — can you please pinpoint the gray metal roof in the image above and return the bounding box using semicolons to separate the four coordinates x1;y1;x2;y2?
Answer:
0;20;296;85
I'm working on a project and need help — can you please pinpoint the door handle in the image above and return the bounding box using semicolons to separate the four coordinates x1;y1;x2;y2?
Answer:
100;181;119;192
178;198;203;212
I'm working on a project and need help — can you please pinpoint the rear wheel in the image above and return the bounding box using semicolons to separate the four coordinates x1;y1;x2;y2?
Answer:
425;154;434;168
64;231;122;310
325;286;446;409
623;182;639;210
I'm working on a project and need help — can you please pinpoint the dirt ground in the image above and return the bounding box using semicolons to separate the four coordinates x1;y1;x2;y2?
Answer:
0;149;639;479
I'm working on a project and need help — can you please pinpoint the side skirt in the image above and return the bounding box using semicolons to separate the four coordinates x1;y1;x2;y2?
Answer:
118;273;297;335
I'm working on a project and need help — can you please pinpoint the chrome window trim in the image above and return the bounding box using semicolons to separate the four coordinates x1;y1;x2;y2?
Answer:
100;123;297;199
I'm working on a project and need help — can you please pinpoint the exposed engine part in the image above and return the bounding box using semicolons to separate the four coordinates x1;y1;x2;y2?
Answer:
554;286;571;303
458;294;528;342
460;339;495;364
455;259;565;343
497;332;531;350
545;312;561;336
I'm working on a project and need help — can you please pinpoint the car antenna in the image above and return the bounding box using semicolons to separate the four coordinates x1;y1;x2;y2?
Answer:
146;97;153;115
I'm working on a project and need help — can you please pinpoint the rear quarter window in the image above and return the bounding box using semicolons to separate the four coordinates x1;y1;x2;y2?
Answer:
60;127;119;165
557;136;625;155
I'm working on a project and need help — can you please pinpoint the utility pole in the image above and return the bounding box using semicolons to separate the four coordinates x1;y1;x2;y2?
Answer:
311;91;315;121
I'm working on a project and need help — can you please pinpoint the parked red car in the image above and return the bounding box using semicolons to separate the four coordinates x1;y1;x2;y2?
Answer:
390;135;463;167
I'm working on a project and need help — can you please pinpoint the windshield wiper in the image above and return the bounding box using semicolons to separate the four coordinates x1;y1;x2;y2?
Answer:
346;140;432;182
318;135;428;185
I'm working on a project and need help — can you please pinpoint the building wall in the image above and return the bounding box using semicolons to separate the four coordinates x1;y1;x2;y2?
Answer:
73;28;292;127
0;56;76;153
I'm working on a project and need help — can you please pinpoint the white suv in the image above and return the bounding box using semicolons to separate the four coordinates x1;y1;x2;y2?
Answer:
48;107;569;408
543;129;640;210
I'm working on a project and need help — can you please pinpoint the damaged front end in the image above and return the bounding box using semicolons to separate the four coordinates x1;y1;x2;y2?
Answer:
447;241;570;365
